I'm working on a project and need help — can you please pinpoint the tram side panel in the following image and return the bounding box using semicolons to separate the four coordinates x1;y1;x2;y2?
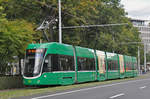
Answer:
75;46;97;83
124;55;134;78
45;43;76;85
106;52;120;79
132;57;138;77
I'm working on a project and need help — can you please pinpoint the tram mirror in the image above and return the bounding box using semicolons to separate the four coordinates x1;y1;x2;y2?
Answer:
66;59;68;62
45;59;48;63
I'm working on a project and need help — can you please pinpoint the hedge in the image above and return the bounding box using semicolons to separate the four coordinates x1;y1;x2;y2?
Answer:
0;76;24;90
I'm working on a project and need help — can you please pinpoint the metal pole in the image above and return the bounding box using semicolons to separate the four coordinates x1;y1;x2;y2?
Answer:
58;0;62;43
112;31;115;53
138;46;140;74
144;43;147;73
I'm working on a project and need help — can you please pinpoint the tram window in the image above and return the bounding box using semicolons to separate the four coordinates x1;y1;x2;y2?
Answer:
51;54;59;71
43;55;52;72
132;61;137;70
77;57;95;71
125;61;132;70
89;58;95;70
125;62;128;70
42;54;74;72
134;62;138;70
58;55;74;71
131;62;134;70
129;62;132;70
52;54;74;71
77;57;86;70
107;60;118;71
107;60;112;70
114;60;118;70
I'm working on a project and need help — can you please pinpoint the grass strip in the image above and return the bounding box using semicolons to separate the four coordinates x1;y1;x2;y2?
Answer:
0;74;149;99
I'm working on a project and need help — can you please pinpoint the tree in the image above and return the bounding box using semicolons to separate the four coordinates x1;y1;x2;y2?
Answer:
0;19;36;74
0;0;142;69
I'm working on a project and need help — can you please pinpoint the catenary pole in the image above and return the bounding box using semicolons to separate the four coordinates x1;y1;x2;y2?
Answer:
58;0;62;43
138;46;140;74
144;43;147;73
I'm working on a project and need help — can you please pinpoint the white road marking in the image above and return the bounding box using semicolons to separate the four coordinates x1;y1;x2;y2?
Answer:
31;78;150;99
109;93;125;99
139;86;147;89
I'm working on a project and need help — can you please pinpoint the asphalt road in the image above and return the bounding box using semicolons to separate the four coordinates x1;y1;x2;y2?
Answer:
15;75;150;99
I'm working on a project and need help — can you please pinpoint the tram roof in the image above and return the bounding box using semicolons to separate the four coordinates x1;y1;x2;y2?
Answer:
26;42;74;56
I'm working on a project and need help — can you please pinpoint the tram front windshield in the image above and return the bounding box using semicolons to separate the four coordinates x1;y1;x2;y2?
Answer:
24;49;46;77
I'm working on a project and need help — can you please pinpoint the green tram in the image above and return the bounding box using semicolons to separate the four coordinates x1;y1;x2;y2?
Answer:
23;42;138;85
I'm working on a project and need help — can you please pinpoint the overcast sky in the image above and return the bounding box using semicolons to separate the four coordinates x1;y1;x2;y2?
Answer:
121;0;150;20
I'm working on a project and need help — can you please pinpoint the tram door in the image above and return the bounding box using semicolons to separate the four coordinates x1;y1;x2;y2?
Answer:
96;50;106;81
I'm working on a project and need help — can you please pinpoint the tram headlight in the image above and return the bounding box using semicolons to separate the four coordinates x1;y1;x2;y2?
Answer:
37;80;40;83
44;75;47;78
28;80;31;83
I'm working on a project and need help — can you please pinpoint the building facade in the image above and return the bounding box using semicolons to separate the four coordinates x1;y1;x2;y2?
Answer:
131;19;150;52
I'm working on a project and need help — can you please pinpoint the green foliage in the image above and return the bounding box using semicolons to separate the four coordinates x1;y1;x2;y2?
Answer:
0;76;24;90
0;19;36;74
0;0;142;73
146;53;150;64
